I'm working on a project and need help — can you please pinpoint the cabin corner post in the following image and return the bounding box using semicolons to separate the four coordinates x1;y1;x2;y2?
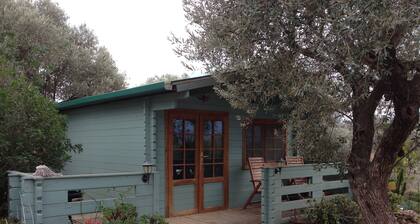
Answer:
33;178;44;224
20;177;36;224
152;172;160;213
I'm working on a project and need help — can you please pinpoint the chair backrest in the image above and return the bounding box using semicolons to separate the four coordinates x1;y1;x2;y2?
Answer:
247;157;265;189
286;156;304;166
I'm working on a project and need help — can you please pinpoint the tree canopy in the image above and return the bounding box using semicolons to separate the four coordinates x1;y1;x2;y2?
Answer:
0;0;126;101
175;0;419;223
145;74;190;84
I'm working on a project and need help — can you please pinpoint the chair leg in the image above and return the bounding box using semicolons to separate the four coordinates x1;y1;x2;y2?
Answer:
243;183;261;209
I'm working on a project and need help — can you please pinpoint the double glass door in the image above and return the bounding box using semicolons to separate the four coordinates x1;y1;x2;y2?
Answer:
166;110;228;216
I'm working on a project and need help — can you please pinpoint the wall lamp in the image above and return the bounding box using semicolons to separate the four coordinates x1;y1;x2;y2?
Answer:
141;161;154;184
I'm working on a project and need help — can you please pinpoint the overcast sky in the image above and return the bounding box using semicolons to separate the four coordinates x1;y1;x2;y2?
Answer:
53;0;201;87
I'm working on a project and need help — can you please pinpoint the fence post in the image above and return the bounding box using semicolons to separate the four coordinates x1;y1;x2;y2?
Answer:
262;168;277;224
8;172;22;219
33;178;44;224
312;167;323;199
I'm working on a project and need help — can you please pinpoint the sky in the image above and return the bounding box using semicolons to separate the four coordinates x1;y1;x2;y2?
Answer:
52;0;202;87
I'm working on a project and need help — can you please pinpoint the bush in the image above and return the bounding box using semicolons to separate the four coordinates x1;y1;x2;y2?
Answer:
305;196;362;224
0;74;82;216
0;218;20;224
139;214;168;224
100;198;137;224
388;192;403;212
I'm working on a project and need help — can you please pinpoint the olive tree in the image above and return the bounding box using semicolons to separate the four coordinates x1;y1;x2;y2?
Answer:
174;0;419;223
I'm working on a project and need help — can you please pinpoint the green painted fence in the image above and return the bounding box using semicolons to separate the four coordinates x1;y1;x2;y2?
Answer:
8;171;159;224
261;164;350;224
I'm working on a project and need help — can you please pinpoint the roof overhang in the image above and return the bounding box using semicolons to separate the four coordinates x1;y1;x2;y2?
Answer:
57;75;214;111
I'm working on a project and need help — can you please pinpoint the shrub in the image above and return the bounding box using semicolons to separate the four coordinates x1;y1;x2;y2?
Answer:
305;195;362;224
139;214;168;224
388;192;403;212
0;74;82;216
0;218;20;224
100;198;137;224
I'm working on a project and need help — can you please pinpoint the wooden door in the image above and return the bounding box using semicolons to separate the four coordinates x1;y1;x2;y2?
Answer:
198;113;229;212
166;110;228;217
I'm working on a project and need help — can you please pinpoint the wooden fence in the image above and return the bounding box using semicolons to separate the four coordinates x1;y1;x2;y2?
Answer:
261;164;350;224
8;171;159;224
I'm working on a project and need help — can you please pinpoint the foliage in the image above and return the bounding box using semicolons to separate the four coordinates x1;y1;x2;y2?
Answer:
100;197;137;224
145;74;189;84
175;0;419;222
0;218;20;224
0;72;82;215
0;0;126;101
139;214;168;224
305;196;362;224
388;192;404;212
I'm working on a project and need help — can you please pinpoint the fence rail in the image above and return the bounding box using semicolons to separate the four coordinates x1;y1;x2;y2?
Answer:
8;171;159;224
261;164;350;224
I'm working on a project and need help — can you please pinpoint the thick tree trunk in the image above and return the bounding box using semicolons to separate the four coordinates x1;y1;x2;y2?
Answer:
349;167;397;223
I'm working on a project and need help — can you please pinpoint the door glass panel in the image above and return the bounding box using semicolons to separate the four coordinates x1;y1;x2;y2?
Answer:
204;165;213;177
214;150;223;163
185;166;195;179
214;121;223;134
173;166;184;180
173;119;183;134
185;150;195;164
204;121;212;135
185;135;195;148
203;150;213;163
173;150;184;164
203;135;212;148
185;120;195;134
214;135;223;148
173;135;183;148
214;164;223;177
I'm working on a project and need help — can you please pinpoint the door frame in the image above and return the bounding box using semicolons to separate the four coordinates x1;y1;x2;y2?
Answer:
165;109;229;217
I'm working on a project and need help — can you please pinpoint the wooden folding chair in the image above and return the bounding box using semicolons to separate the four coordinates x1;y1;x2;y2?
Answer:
286;156;307;185
243;157;265;209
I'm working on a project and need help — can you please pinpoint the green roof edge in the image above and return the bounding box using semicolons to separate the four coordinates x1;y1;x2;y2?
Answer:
57;81;169;111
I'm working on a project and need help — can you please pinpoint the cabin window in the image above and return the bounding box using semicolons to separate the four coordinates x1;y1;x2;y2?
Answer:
243;120;286;168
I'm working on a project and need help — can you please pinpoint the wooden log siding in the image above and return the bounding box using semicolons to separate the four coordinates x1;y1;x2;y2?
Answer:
8;171;159;224
261;165;350;224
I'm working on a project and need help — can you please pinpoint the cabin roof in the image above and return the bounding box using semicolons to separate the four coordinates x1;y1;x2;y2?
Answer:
57;75;214;110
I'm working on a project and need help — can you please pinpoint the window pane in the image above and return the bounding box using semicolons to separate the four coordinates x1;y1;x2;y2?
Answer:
203;150;213;163
214;164;223;177
204;121;212;135
214;150;223;163
185;166;195;179
185;120;195;134
254;126;262;148
214;135;223;148
185;150;195;164
203;135;212;148
173;135;183;148
185;135;195;148
173;150;184;164
173;119;183;134
204;165;213;177
214;121;223;134
173;166;184;180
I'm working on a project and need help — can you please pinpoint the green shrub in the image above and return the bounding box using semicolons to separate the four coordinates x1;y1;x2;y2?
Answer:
305;195;362;224
100;198;137;224
139;214;168;224
388;192;403;212
0;74;82;216
0;218;20;224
